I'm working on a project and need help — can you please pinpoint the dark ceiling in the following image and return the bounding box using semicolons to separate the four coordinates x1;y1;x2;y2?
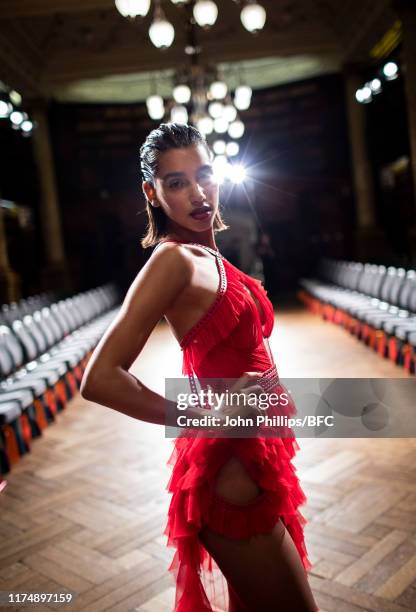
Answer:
0;0;399;102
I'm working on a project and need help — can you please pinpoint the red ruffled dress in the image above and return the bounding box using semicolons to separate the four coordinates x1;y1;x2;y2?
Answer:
160;240;312;612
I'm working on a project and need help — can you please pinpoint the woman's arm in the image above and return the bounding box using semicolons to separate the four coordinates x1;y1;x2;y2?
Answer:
80;243;205;426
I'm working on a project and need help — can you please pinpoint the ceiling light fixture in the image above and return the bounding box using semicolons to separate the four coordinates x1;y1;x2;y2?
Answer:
115;0;151;18
148;0;175;48
240;1;266;33
115;0;266;48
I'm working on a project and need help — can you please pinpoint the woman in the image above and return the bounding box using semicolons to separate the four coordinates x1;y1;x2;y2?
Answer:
81;123;318;612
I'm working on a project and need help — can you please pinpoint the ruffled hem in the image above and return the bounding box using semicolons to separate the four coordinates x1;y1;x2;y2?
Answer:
164;435;312;611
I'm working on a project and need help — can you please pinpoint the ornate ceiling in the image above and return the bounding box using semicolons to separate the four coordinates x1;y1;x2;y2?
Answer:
0;0;398;102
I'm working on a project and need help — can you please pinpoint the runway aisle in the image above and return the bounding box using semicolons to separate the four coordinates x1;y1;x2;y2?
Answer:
0;306;415;612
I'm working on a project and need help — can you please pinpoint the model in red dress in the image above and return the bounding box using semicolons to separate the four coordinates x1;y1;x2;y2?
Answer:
82;122;318;612
158;239;316;611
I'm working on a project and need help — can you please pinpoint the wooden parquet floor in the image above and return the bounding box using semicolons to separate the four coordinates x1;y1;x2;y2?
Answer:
1;303;415;612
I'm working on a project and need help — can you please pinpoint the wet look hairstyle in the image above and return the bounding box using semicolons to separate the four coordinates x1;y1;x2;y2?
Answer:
139;122;228;248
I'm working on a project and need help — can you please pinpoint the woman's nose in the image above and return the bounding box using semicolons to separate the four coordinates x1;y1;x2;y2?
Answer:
189;182;206;202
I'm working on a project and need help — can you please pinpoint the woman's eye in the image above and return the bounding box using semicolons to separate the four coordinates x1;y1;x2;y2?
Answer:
199;169;214;181
169;180;184;189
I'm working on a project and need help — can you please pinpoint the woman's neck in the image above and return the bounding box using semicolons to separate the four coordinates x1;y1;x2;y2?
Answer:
164;230;217;250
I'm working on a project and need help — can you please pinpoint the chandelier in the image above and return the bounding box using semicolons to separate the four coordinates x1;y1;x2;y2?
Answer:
115;0;267;48
116;1;256;175
146;62;251;174
147;65;250;129
0;83;36;137
355;61;399;104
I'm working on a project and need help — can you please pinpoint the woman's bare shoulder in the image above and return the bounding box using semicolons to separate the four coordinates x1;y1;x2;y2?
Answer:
147;241;194;272
152;241;212;260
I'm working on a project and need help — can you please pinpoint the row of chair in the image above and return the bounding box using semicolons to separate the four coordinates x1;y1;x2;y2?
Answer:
0;283;120;476
1;291;57;327
298;259;416;373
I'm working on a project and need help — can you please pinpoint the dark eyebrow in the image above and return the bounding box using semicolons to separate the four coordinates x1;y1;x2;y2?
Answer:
162;172;186;181
162;165;213;182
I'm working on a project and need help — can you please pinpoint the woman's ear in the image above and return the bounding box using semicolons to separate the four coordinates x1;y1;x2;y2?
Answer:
142;181;158;206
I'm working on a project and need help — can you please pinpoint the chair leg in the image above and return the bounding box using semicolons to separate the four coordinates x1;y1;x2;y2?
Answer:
66;371;78;396
403;344;415;373
20;413;32;450
73;365;83;383
361;324;369;344
369;328;379;350
396;340;405;366
26;405;42;438
0;429;11;475
45;388;58;418
388;337;398;363
376;332;387;357
34;398;49;431
334;309;344;325
3;423;21;466
56;379;69;405
351;318;360;337
13;418;30;456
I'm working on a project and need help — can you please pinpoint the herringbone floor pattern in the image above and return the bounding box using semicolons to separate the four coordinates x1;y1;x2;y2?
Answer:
1;304;415;611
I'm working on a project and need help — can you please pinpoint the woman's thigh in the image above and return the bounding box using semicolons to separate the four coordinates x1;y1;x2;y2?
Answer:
199;520;317;612
200;456;318;611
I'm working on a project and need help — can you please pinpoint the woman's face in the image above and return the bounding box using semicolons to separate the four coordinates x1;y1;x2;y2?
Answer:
145;142;219;234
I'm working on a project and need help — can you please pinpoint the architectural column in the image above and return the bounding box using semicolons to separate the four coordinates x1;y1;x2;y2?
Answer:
0;206;20;303
31;101;71;292
343;66;385;260
395;1;416;207
394;0;416;261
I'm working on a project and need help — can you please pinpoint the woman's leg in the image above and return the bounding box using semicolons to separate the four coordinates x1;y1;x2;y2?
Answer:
199;519;317;611
198;456;318;612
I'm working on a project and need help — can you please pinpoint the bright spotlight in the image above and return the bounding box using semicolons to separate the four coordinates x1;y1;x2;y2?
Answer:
228;163;246;183
383;61;398;80
212;154;230;184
